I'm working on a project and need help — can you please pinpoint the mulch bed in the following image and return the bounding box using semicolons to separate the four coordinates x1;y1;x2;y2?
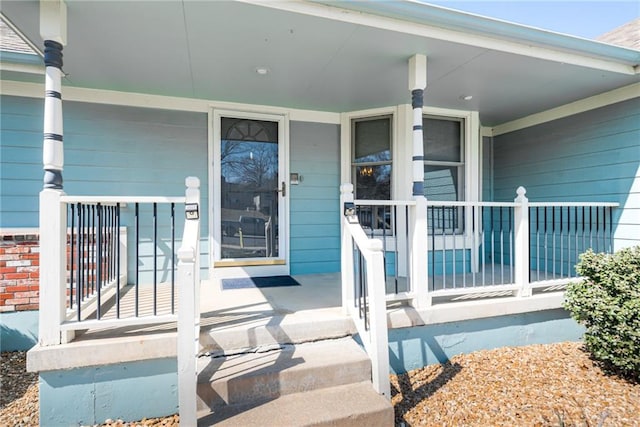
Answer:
2;342;638;426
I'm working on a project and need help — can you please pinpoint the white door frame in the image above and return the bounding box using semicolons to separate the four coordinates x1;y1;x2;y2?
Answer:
209;108;290;279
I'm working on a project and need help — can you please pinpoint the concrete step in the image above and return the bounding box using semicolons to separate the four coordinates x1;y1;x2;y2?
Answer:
198;309;356;355
196;337;371;410
197;381;394;427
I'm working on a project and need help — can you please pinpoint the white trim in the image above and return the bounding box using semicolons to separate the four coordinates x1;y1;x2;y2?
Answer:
210;109;290;278
239;0;637;75
0;62;44;75
340;106;398;197
60;196;185;204
491;82;640;136
0;80;340;124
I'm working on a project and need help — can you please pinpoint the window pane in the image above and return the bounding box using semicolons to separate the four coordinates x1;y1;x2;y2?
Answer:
423;118;461;162
424;165;462;201
354;164;391;200
353;117;392;163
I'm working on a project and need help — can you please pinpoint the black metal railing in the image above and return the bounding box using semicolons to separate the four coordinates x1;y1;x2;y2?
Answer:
355;202;411;295
529;204;615;282
66;199;182;323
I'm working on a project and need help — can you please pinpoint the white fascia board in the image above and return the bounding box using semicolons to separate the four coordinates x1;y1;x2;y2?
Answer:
239;0;637;75
0;61;44;75
491;82;640;136
0;80;340;124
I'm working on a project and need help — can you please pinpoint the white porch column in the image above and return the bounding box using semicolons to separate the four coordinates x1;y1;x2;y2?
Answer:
38;0;69;346
408;55;430;308
41;0;67;189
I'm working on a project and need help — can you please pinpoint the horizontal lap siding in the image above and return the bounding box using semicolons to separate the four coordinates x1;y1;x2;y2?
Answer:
1;95;209;279
493;97;640;250
289;121;340;274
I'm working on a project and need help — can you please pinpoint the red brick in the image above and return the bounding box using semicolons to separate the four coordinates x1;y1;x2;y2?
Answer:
22;254;39;260
0;248;5;254
16;304;39;311
6;285;31;293
0;293;14;301
6;298;29;305
29;271;40;279
5;246;30;254
29;285;40;291
3;273;29;280
14;291;39;298
0;266;17;274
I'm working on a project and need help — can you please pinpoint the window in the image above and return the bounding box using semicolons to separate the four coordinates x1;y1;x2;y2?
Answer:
351;115;392;200
423;116;464;201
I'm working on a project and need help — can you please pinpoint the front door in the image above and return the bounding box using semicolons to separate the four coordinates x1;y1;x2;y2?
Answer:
212;110;288;277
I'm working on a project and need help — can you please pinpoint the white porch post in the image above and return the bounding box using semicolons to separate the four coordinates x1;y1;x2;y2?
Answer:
340;183;355;315
177;177;201;427
408;55;430;308
514;186;531;297
38;0;68;346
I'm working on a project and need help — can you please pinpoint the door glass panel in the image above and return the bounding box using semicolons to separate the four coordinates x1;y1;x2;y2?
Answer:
220;118;279;259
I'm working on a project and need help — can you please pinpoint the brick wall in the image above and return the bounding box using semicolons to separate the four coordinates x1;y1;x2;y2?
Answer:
0;231;40;312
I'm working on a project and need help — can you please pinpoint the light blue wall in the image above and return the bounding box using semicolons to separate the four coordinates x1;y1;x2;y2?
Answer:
1;95;210;280
493;98;640;250
289;121;341;274
2;97;343;277
0;310;38;351
39;358;177;426
387;308;584;374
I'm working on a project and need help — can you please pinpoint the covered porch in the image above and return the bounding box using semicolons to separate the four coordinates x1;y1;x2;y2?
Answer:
1;0;637;424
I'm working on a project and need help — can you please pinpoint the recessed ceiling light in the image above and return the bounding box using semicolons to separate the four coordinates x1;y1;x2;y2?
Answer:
255;67;270;75
460;95;473;101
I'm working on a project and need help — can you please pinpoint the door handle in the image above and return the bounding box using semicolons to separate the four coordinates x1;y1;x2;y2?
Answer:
276;181;286;197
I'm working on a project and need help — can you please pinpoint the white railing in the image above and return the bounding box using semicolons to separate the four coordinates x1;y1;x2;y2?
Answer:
340;184;391;398
345;185;619;308
38;180;198;346
177;177;201;427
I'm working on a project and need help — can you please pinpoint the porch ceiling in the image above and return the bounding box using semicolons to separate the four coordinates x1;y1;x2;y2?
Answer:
2;0;639;126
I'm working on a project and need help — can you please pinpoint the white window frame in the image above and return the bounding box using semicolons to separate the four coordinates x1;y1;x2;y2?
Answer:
340;106;398;196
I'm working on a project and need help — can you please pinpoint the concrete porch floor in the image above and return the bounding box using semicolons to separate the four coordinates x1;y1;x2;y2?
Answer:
28;271;568;372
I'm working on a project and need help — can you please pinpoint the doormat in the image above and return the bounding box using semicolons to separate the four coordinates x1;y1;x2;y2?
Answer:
221;275;301;290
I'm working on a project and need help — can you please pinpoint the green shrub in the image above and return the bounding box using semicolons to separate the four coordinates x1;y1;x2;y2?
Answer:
563;246;640;381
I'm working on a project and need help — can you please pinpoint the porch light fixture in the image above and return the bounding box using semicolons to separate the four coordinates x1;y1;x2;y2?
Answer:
255;67;270;75
459;95;473;101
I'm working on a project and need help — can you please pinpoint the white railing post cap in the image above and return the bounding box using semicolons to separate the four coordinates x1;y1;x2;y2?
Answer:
186;176;200;189
515;186;527;202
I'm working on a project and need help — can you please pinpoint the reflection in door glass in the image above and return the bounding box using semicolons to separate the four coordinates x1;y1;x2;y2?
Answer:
220;118;279;259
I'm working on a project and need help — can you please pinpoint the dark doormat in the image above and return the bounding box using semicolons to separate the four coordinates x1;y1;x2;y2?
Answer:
221;275;301;290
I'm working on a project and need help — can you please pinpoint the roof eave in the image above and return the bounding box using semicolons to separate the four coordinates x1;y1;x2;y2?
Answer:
310;0;640;69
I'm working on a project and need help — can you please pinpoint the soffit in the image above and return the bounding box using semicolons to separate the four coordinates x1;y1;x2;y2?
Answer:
1;0;638;126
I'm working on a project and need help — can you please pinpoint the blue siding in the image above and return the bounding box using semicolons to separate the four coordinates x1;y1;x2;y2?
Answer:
493;98;640;250
1;95;209;280
289;121;341;274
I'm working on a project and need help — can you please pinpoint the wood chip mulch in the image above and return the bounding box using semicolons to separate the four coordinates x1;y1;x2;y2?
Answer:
2;342;638;426
391;341;639;426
